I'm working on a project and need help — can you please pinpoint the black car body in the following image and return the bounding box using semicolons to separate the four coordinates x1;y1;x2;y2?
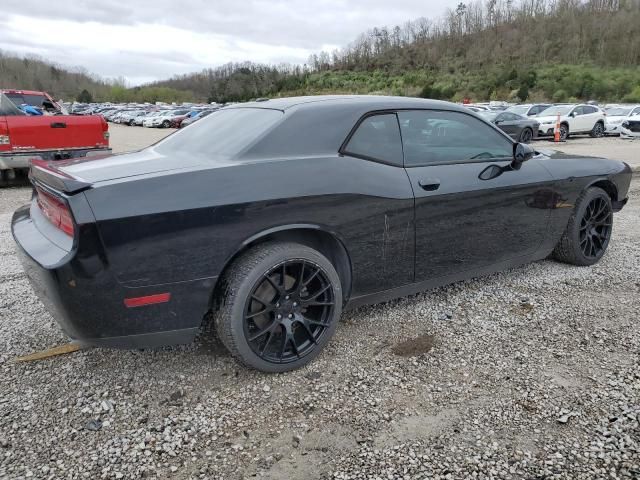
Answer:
12;96;631;371
480;111;540;143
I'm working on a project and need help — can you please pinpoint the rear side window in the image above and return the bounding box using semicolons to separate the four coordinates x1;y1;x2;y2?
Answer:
343;114;403;166
499;113;520;121
155;108;283;158
5;93;47;107
398;110;513;166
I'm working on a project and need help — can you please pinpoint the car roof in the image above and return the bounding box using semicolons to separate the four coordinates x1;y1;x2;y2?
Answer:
232;95;480;161
225;95;467;113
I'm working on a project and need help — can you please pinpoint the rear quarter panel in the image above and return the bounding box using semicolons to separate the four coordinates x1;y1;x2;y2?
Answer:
85;155;416;298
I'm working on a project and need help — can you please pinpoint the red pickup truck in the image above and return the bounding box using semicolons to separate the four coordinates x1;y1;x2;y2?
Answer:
0;89;111;186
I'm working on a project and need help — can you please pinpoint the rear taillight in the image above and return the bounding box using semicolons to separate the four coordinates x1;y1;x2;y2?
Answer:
36;187;75;237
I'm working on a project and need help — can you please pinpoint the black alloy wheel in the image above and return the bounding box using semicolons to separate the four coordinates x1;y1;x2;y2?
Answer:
520;128;533;143
579;196;612;259
214;242;343;372
553;187;613;266
243;260;335;364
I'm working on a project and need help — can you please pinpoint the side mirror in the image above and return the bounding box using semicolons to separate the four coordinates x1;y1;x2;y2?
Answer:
570;112;577;117
512;142;535;169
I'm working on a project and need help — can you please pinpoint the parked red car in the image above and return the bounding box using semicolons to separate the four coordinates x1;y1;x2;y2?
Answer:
0;89;110;186
170;114;190;129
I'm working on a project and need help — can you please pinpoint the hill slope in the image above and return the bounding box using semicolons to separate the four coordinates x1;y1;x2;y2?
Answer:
0;52;109;101
2;1;639;104
152;0;640;103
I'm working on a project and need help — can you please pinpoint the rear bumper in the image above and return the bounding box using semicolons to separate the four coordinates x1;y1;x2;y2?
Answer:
0;147;112;170
11;202;214;349
605;124;622;134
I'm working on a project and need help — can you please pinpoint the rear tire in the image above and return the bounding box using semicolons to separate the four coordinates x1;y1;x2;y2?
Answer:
214;242;343;372
552;187;613;266
590;122;605;138
519;128;533;143
162;120;170;128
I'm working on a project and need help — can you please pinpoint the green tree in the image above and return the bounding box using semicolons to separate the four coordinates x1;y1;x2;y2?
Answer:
517;84;529;101
77;89;93;103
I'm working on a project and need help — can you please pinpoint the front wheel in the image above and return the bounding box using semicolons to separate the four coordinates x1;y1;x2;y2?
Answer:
559;124;569;141
162;120;170;128
214;242;343;372
553;187;613;266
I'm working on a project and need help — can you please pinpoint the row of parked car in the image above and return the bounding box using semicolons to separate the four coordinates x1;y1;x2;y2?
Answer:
464;101;640;142
69;99;640;141
69;102;223;129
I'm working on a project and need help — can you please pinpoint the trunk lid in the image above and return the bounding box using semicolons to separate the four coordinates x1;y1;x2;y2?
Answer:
35;148;212;191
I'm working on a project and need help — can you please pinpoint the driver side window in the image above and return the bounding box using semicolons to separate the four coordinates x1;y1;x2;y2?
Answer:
398;110;513;167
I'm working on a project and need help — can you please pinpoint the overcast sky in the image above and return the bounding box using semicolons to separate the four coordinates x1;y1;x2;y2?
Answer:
0;1;459;85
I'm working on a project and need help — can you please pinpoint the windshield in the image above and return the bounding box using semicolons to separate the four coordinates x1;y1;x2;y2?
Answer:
606;107;633;116
508;106;529;115
538;105;574;116
155;108;283;158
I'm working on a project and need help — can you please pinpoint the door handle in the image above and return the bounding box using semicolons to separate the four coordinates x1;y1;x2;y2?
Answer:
418;178;441;191
50;122;66;128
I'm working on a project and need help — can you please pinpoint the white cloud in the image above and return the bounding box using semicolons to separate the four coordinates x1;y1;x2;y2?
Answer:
0;1;460;84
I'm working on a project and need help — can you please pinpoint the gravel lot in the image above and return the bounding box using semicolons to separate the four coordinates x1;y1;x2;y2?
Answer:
1;125;639;479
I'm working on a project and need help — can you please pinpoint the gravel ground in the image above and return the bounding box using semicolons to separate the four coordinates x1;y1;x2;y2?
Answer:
0;126;639;479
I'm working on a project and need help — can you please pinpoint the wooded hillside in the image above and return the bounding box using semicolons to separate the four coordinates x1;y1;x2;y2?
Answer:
0;51;194;104
0;52;109;100
2;0;639;104
152;0;640;103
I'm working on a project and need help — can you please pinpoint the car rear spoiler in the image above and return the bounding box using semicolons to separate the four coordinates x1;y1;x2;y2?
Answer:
30;159;91;194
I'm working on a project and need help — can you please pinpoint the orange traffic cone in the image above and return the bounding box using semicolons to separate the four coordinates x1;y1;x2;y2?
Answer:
554;113;561;143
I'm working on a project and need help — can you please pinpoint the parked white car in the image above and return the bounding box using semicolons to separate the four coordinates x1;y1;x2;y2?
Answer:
605;105;640;135
535;104;606;141
119;110;147;126
143;109;190;128
621;108;640;139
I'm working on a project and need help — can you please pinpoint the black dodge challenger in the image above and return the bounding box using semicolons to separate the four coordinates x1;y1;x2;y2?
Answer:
12;96;632;372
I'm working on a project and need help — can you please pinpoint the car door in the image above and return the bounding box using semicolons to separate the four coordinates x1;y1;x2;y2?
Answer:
582;105;600;131
339;112;416;292
398;109;554;281
571;106;592;132
494;112;520;139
